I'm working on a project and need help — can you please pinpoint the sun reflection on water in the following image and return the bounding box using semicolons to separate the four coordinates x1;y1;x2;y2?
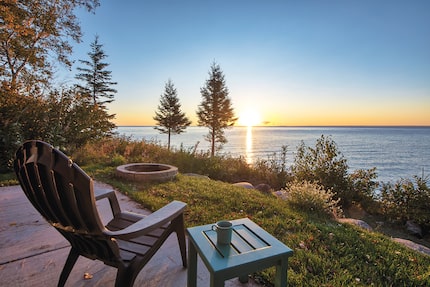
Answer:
246;126;253;164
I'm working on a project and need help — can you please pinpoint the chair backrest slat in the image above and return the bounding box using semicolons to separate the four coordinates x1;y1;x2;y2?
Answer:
16;150;62;224
14;141;112;235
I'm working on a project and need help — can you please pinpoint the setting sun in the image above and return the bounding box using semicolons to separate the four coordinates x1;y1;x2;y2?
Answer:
238;108;261;127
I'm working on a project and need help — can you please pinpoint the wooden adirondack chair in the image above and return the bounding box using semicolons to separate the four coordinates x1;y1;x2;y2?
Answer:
14;140;187;287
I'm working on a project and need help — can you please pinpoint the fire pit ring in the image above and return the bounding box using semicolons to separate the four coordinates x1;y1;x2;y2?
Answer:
116;163;178;183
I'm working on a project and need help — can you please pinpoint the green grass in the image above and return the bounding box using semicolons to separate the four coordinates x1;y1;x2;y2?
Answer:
94;171;430;287
0;172;18;186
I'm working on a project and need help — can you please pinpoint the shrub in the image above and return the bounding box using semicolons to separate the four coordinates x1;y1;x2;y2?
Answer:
286;181;342;218
347;167;379;213
253;145;292;189
291;135;380;209
292;135;350;206
379;176;430;229
110;154;126;166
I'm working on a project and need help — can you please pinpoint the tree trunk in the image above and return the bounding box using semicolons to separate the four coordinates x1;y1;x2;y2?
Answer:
168;130;171;151
211;129;215;157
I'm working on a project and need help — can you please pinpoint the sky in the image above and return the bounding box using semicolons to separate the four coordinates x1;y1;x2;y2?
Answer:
60;0;430;126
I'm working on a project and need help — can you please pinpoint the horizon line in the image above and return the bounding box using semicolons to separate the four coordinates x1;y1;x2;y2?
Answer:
115;125;430;128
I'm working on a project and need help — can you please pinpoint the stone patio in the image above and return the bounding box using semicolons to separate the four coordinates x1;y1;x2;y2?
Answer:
0;183;261;287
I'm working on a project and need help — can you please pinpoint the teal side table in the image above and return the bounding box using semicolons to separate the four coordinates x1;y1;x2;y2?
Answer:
186;218;293;287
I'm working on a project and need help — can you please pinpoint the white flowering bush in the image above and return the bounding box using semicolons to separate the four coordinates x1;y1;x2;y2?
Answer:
287;181;342;217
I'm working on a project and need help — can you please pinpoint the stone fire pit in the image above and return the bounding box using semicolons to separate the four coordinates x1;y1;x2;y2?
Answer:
116;163;178;183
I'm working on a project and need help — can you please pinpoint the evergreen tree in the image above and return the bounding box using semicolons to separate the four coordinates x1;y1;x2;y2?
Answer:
196;62;237;157
153;79;191;150
75;35;117;106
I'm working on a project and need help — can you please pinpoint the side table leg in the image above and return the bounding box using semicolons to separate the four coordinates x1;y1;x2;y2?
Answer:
210;274;225;287
187;239;198;287
274;258;288;287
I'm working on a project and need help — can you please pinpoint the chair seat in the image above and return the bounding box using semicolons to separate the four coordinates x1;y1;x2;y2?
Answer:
106;213;170;262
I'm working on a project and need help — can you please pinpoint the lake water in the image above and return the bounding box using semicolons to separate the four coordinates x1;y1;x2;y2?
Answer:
115;126;430;183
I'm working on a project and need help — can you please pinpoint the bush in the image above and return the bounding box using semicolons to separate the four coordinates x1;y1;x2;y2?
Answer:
379;176;430;229
291;135;381;209
347;167;379;212
252;145;292;189
286;181;342;218
1;88;116;171
292;135;350;206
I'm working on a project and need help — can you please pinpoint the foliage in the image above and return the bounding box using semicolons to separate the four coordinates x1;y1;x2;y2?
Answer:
0;172;17;186
0;0;115;172
292;135;379;208
75;35;117;106
0;0;99;92
0;87;57;170
0;87;115;171
348;167;379;212
286;181;342;218
253;145;293;189
379;176;430;229
0;88;24;171
153;79;191;150
39;88;115;151
70;137;180;173
196;62;237;157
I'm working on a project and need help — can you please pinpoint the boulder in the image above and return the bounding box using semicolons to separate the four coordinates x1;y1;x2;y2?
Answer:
255;183;271;194
405;220;423;238
337;218;373;231
233;182;255;189
392;238;430;256
273;190;289;200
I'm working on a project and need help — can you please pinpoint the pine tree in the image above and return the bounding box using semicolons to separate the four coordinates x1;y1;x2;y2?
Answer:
153;79;191;150
196;62;237;156
75;35;117;106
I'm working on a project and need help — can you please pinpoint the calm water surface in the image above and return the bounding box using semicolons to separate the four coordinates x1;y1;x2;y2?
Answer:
115;126;430;183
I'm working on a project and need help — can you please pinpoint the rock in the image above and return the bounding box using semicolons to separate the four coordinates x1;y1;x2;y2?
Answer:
405;220;423;238
273;190;289;200
233;182;254;189
392;238;430;256
255;183;271;193
337;218;373;231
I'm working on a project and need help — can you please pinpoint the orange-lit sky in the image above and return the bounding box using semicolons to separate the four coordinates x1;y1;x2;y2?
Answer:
62;1;430;126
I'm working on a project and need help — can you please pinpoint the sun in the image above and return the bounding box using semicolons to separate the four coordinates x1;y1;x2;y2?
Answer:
238;109;261;127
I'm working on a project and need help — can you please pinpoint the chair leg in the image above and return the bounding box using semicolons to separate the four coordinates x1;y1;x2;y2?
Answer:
58;248;79;287
173;214;187;267
115;265;139;287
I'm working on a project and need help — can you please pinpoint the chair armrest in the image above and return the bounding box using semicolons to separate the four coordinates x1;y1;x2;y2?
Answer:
104;200;186;240
94;188;121;217
94;188;115;200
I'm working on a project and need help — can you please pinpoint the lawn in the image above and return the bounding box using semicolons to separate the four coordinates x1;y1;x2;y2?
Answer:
93;169;430;287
